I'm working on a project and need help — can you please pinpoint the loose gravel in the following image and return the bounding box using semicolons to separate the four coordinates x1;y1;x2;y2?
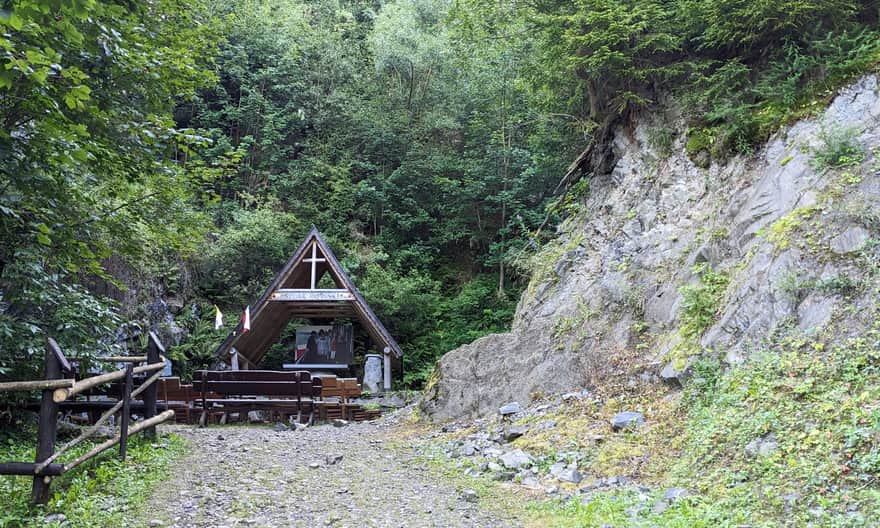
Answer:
135;420;521;528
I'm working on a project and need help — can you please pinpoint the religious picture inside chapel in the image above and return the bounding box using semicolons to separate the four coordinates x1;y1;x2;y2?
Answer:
293;324;354;365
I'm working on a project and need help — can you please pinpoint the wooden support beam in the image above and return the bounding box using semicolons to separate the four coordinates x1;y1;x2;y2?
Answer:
143;333;162;439
32;340;61;504
119;364;133;460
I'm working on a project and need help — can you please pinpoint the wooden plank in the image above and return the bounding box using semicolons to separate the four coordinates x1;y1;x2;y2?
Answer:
193;381;305;396
270;289;354;302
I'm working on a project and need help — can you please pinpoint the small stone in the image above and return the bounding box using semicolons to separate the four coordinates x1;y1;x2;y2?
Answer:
652;501;669;514
45;514;67;524
521;476;542;489
309;462;321;469
557;468;583;484
325;454;344;465
461;441;477;456
499;449;533;469
503;425;527;442
499;402;522;416
611;411;645;431
149;520;163;527
663;488;691;502
548;462;567;477
460;489;478;503
332;419;350;427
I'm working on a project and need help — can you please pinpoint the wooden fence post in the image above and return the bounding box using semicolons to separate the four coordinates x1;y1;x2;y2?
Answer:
143;332;163;439
119;363;133;460
31;339;63;504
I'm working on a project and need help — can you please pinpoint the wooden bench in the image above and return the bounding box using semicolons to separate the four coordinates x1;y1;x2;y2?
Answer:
313;376;367;421
193;370;321;427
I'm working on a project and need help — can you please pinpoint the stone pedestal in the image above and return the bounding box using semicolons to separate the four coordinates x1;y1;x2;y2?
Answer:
363;354;383;393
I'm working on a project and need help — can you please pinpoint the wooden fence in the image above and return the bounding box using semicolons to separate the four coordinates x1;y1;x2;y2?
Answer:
0;333;175;503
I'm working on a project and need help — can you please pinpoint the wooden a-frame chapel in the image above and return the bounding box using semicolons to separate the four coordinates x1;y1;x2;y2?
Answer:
214;226;402;385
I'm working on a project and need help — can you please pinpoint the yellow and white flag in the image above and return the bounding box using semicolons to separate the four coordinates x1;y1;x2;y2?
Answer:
214;305;224;330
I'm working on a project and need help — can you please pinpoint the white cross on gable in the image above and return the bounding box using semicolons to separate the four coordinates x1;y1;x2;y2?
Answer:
303;242;327;289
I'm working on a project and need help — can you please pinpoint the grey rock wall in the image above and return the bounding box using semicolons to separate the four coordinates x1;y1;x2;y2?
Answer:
422;75;880;421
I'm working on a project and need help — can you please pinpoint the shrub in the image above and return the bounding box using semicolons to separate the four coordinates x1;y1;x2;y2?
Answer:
811;126;865;170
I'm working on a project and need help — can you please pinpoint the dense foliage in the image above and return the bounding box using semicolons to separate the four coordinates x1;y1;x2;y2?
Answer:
3;0;880;390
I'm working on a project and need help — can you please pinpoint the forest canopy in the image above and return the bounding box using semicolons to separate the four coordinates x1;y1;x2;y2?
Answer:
1;0;878;388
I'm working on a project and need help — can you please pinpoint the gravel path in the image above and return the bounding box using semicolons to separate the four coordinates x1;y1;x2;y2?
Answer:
136;421;522;528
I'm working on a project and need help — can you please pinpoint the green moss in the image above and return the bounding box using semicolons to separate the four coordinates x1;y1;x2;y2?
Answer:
761;206;820;251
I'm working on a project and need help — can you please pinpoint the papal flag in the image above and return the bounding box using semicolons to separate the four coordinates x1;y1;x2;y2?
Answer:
214;305;224;330
242;305;251;333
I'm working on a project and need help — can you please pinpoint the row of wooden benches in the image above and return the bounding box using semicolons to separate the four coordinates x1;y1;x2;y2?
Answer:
158;371;380;425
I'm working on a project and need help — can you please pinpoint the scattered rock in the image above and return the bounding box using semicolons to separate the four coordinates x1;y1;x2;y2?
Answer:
745;434;778;457
499;402;522;416
659;360;691;387
663;488;691;502
331;419;349;427
461;441;477;456
45;513;67;524
148;520;163;527
325;454;344;465
308;462;321;469
611;411;645;431
460;489;478;503
502;425;527;442
556;468;583;484
521;476;542;489
499;449;533;469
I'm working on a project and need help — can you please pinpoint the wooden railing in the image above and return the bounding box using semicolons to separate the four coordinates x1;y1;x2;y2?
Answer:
0;332;175;503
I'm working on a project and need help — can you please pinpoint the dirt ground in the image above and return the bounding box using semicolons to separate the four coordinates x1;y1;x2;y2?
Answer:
132;420;525;528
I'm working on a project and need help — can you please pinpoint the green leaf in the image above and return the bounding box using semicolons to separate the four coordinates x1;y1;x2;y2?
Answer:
36;233;52;246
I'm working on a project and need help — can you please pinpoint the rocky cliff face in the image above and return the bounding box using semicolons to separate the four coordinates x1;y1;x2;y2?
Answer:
422;75;880;420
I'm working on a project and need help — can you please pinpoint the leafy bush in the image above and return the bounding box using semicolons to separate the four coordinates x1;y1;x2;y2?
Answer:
678;263;730;343
811;126;866;170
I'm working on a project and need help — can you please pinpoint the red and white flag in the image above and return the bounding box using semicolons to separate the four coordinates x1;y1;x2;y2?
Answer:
242;306;251;333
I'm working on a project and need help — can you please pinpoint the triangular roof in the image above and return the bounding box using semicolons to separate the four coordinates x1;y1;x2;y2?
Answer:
214;226;402;366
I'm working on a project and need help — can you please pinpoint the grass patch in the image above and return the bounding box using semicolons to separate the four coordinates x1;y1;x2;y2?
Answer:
0;428;186;528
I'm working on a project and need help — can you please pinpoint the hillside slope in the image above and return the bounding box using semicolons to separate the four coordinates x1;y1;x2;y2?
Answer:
422;75;880;419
